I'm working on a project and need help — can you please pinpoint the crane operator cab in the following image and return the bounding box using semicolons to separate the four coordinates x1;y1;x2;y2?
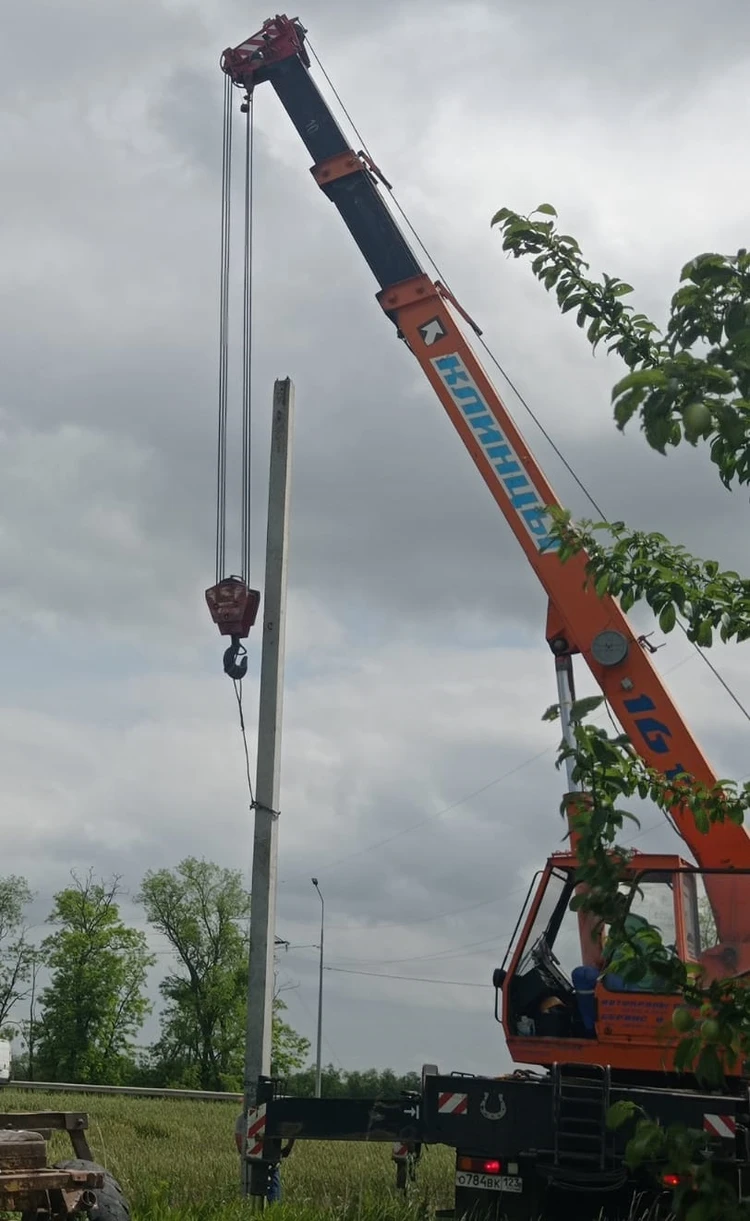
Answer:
493;852;750;1075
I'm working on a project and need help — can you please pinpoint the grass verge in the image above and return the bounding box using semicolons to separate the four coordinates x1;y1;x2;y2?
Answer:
0;1090;454;1220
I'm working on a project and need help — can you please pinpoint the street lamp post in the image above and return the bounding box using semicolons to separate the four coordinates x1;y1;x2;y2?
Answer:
311;878;324;1098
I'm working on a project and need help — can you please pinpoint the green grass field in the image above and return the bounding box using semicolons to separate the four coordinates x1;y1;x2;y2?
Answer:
0;1089;454;1221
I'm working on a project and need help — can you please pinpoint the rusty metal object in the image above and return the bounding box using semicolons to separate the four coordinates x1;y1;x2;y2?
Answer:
0;1112;102;1217
0;1130;46;1170
0;1112;93;1163
60;1182;99;1214
0;1167;104;1215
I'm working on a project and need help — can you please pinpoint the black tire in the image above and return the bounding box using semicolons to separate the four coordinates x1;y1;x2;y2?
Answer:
53;1159;131;1221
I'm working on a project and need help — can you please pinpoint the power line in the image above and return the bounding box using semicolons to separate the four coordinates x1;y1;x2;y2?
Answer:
287;649;699;899
287;802;728;983
678;628;750;725
309;821;666;965
292;981;345;1071
324;882;530;934
325;965;492;989
291;812;681;969
297;745;554;882
327;933;507;969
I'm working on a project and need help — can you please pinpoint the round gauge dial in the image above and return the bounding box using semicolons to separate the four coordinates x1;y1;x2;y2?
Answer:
591;630;629;667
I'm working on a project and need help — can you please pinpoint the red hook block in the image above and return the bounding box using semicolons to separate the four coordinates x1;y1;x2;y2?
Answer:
205;576;261;639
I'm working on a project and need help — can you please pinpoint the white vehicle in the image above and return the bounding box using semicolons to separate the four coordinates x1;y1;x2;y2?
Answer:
0;1039;11;1084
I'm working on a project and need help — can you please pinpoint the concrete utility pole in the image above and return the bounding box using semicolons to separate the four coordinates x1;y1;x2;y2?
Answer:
312;878;324;1098
242;378;295;1200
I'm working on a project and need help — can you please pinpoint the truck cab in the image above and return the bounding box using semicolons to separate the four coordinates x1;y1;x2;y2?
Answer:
496;852;750;1077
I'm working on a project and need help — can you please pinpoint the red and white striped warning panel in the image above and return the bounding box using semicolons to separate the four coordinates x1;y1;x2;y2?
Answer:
392;1143;409;1160
704;1113;736;1141
438;1091;469;1115
246;1104;267;1159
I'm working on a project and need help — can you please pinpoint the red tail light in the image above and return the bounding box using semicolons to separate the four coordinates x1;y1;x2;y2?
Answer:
457;1156;503;1175
662;1174;683;1188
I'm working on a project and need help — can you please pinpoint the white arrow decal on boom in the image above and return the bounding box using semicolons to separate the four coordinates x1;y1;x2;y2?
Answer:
418;317;447;346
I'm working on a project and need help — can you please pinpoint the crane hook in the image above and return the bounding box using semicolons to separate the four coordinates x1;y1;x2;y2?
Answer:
223;637;248;681
205;576;261;678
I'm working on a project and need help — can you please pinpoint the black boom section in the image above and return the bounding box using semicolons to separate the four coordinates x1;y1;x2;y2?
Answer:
265;1095;423;1144
268;56;424;291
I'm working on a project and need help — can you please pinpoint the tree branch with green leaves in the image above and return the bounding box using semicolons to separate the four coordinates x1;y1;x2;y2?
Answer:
492;204;750;485
492;200;750;1217
553;701;750;1089
549;510;750;647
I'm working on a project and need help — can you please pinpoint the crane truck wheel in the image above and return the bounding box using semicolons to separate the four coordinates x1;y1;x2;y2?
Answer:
53;1160;131;1221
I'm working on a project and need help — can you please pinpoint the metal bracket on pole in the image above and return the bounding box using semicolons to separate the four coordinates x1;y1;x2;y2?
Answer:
241;379;295;1201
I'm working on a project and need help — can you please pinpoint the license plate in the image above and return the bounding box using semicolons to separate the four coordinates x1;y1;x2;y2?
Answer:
455;1172;523;1193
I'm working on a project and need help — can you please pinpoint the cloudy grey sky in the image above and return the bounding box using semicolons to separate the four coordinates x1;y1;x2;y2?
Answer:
3;0;750;1078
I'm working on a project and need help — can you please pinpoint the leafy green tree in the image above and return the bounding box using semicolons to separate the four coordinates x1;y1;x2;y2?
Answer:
698;893;718;951
35;872;154;1083
139;858;249;1091
272;996;310;1077
139;857;307;1090
18;948;42;1081
491;203;750;1218
0;875;34;1030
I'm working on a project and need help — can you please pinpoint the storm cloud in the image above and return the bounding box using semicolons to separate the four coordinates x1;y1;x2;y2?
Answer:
2;0;750;1073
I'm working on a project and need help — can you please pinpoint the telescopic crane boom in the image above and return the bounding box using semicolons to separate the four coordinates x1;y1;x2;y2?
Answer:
220;17;750;967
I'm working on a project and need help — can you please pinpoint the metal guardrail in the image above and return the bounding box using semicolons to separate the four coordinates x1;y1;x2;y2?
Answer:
4;1080;243;1103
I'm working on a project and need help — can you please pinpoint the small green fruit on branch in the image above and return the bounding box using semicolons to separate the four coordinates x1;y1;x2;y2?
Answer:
491;206;750;488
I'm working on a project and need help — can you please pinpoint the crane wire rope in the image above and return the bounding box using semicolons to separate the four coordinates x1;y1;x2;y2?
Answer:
235;96;257;805
216;85;256;587
215;81;258;804
241;94;255;585
216;72;233;585
234;676;255;808
305;39;750;728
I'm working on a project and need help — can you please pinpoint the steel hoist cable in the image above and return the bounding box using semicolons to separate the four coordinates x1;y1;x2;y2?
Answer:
216;72;233;586
215;83;255;585
241;94;255;587
206;83;262;685
306;40;750;727
206;79;261;810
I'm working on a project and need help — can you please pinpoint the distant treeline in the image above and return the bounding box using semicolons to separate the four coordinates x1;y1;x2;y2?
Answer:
279;1067;421;1098
3;859;308;1092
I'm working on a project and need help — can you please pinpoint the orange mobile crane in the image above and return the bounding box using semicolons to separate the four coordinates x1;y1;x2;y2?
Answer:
221;16;750;1218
